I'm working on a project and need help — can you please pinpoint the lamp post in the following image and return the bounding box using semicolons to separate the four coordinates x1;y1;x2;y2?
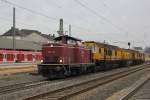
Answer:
13;7;16;63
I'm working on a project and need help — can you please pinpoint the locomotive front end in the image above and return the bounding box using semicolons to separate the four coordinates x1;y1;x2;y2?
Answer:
38;43;68;78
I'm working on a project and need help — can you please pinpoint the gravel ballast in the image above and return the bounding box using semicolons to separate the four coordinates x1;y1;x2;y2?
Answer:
69;65;150;100
0;64;148;100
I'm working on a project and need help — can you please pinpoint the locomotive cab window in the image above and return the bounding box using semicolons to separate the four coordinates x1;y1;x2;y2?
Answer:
27;54;32;58
67;39;76;45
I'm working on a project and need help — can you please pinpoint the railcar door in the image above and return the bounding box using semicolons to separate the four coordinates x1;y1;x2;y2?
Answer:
27;54;33;61
35;52;42;61
104;48;107;62
0;52;3;62
6;51;15;62
17;51;25;62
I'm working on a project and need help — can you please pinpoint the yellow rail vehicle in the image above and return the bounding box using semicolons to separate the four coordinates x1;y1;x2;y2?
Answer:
82;41;144;70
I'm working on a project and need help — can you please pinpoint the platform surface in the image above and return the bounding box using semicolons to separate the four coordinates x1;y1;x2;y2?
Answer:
0;63;37;76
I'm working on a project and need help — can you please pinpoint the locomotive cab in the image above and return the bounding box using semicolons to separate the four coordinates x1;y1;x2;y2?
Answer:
54;35;81;46
42;35;82;64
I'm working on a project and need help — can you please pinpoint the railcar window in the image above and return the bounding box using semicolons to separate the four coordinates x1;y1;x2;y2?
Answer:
90;46;96;53
108;49;112;56
27;54;32;58
99;48;101;53
115;51;117;56
7;54;14;58
0;54;3;58
104;48;107;55
17;54;24;58
33;55;35;58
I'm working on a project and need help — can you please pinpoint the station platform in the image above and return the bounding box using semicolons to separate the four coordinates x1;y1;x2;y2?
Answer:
0;63;38;76
0;62;38;67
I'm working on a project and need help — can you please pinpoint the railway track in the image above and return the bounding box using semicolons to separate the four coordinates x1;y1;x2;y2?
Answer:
121;78;150;100
106;67;150;100
0;79;48;95
0;75;73;96
24;64;150;100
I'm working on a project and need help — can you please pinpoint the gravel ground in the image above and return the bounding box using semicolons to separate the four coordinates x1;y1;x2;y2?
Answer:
129;77;150;100
0;73;46;87
68;65;150;100
0;65;37;76
0;64;147;100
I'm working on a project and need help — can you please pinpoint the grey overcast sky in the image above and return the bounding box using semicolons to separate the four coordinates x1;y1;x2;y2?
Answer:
0;0;150;48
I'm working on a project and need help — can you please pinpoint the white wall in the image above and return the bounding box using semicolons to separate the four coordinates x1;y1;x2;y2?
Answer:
2;36;22;40
23;32;53;43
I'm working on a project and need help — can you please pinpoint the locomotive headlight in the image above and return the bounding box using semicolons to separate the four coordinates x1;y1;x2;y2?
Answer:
60;59;63;63
50;44;53;47
41;60;43;63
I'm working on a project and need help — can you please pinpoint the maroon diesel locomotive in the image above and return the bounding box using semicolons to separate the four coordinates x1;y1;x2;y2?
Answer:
38;35;94;78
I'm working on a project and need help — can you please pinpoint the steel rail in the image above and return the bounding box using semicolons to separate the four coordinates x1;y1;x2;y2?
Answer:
24;64;150;100
0;79;48;95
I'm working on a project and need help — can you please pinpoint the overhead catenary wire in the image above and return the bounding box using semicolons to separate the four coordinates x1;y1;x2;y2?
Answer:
96;0;111;10
73;0;130;34
0;0;98;34
0;16;56;34
0;0;58;21
1;0;127;36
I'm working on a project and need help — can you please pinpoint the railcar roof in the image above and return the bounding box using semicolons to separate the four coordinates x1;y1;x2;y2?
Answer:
126;49;141;53
83;41;119;49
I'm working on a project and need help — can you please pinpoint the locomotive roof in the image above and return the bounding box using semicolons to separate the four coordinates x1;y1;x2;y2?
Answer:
54;35;81;41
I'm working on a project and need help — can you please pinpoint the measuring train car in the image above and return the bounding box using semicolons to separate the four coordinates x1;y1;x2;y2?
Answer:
82;41;145;70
